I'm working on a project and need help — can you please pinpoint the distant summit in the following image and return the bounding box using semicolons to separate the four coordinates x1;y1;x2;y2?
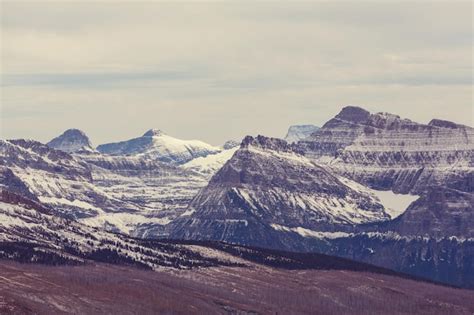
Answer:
96;130;221;164
222;140;240;150
333;106;371;124
142;129;165;137
284;125;319;144
47;129;94;153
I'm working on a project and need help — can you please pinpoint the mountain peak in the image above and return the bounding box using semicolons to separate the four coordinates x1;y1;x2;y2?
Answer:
428;119;468;130
335;106;371;124
62;128;87;137
47;129;93;153
241;135;295;152
143;129;165;137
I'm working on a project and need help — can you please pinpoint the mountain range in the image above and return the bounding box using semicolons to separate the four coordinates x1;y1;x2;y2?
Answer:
1;105;473;291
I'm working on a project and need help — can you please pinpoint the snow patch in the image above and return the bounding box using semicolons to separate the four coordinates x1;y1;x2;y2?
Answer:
371;190;419;219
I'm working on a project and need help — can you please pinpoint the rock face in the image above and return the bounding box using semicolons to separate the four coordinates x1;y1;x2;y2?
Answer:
284;124;319;144
298;106;474;195
297;106;474;238
47;129;94;153
96;129;221;164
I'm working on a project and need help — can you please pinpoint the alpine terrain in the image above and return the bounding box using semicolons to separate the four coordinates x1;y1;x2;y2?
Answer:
0;106;473;314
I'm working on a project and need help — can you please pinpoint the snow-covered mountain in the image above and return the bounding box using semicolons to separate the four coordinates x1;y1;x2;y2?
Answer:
284;124;319;143
47;129;94;153
96;129;221;164
1;106;473;288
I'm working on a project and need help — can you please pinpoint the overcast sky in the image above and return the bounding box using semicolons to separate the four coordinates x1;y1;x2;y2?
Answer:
1;1;472;146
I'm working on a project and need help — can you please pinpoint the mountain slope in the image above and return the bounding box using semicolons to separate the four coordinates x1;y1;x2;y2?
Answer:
2;259;474;315
0;140;208;236
170;135;410;248
96;129;221;164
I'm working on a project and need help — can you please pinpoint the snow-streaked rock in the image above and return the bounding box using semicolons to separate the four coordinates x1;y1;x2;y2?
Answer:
298;106;474;194
297;106;474;238
0;140;209;236
170;135;411;247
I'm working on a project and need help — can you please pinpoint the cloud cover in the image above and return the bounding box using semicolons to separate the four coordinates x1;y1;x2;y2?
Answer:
1;1;472;145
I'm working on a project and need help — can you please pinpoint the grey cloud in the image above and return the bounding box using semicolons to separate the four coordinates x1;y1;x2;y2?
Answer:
1;1;472;144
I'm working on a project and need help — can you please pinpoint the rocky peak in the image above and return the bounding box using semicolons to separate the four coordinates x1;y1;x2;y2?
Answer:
143;129;165;137
241;135;295;153
428;119;467;130
335;106;371;124
47;129;93;153
366;112;415;130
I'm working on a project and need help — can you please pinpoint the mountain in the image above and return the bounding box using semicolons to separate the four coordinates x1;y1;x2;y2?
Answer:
284;124;319;143
297;106;474;237
2;106;473;288
169;108;474;287
298;106;473;195
0;139;130;220
96;129;221;164
170;135;414;248
0;138;212;237
47;129;94;153
75;151;209;237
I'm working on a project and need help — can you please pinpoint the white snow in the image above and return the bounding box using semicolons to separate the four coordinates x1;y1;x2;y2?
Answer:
98;131;222;164
270;224;351;239
182;147;238;176
247;146;315;167
371;190;419;219
180;209;195;217
80;213;171;234
38;196;103;211
337;176;419;219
